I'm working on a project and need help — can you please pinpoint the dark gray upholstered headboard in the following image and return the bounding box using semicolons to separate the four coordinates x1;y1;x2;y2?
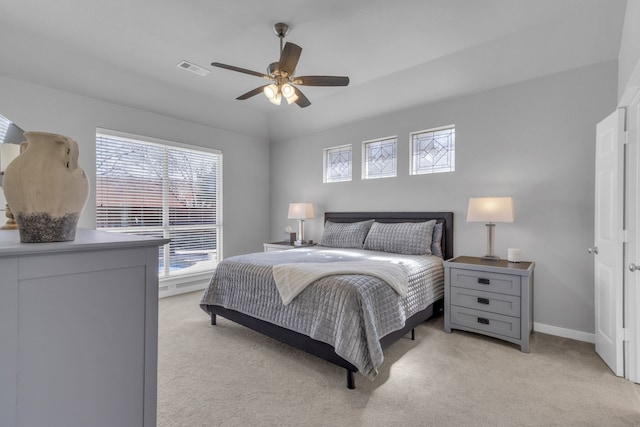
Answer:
323;212;454;260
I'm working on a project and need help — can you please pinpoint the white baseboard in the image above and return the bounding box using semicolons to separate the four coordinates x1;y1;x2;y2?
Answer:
534;322;595;344
159;272;211;298
159;282;207;298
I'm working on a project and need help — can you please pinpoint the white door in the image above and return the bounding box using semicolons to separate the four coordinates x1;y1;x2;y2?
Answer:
626;90;640;383
594;109;625;376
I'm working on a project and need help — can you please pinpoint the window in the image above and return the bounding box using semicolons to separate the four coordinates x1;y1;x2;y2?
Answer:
95;130;222;280
324;144;352;183
0;115;10;139
362;136;397;179
410;125;455;175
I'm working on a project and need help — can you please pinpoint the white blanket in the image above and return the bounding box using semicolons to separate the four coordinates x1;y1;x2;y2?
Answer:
272;261;408;305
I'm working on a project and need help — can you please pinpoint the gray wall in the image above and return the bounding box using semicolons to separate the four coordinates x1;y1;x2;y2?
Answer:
0;58;620;336
618;0;640;100
0;75;270;258
269;61;618;336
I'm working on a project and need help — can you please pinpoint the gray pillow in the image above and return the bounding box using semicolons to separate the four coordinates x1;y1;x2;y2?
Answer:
319;220;374;249
364;220;436;255
431;222;443;257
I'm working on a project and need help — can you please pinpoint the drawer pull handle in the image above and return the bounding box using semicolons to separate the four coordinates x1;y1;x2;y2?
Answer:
477;317;490;325
477;297;490;305
478;278;490;285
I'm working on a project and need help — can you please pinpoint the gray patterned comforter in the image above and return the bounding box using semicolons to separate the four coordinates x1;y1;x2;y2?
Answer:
200;247;444;379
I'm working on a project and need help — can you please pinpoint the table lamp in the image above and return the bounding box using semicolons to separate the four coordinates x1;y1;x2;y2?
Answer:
288;202;314;245
467;196;514;261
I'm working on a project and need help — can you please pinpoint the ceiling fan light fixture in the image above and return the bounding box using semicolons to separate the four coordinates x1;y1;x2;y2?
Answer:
281;83;299;104
281;83;295;97
211;21;349;108
285;93;299;105
270;93;282;105
264;83;279;99
264;83;282;105
280;83;298;105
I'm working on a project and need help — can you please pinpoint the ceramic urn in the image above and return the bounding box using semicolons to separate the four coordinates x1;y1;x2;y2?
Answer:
2;131;90;242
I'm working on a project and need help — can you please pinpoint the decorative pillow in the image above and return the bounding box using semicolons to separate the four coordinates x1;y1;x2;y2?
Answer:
319;220;374;249
431;222;443;257
364;220;436;255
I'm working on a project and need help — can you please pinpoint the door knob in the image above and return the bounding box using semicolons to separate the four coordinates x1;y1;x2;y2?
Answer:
588;247;599;255
630;263;640;272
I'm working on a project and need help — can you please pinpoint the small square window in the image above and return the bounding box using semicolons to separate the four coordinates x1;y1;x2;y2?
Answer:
362;136;397;179
410;126;455;175
324;144;352;183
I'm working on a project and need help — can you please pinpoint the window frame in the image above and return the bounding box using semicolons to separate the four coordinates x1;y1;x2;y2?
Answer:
95;128;223;286
361;135;398;180
409;125;456;176
323;144;353;183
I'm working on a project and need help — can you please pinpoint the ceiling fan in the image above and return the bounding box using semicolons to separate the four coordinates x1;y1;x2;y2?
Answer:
211;23;350;108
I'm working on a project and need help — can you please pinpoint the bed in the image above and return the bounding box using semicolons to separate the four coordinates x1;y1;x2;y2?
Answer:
200;211;453;388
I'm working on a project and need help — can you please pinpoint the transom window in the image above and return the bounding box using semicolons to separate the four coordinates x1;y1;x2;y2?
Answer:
95;130;222;280
410;125;455;175
324;144;352;183
362;136;397;179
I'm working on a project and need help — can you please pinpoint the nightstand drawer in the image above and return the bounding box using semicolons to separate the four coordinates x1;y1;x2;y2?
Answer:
450;286;521;317
450;306;521;339
449;268;521;296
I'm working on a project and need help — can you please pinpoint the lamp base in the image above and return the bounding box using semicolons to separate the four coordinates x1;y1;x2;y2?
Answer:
482;223;499;261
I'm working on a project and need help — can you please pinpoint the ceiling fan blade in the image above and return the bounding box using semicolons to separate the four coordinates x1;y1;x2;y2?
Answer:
211;62;269;79
295;76;350;86
278;42;302;76
236;85;269;100
294;87;311;108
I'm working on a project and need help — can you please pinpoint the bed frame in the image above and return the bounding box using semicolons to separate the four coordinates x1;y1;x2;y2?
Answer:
204;211;454;389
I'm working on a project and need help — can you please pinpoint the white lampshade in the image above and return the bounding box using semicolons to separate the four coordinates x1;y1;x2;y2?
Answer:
467;197;515;223
288;203;314;220
281;83;295;98
0;143;21;174
281;83;299;104
264;84;282;105
264;84;278;99
268;93;282;105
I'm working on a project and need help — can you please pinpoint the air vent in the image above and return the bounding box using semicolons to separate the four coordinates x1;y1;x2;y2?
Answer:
177;60;209;76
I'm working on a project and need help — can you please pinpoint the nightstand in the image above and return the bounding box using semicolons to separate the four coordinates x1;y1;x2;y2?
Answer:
263;241;317;252
444;256;534;352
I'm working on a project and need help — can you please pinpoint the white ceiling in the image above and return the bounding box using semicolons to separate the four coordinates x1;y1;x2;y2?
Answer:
0;0;627;141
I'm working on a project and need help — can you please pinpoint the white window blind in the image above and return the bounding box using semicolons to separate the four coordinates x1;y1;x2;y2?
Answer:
0;116;10;140
96;131;222;279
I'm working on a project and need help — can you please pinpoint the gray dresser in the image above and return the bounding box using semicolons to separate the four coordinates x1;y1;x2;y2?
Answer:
444;256;534;352
0;229;169;427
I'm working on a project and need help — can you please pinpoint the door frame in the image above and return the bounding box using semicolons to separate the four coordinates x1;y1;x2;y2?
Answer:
624;87;640;383
619;54;640;383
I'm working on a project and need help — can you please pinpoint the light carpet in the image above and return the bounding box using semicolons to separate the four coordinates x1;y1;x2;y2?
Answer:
158;291;640;426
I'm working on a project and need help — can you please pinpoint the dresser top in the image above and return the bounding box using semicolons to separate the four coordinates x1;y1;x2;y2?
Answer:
0;228;169;257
